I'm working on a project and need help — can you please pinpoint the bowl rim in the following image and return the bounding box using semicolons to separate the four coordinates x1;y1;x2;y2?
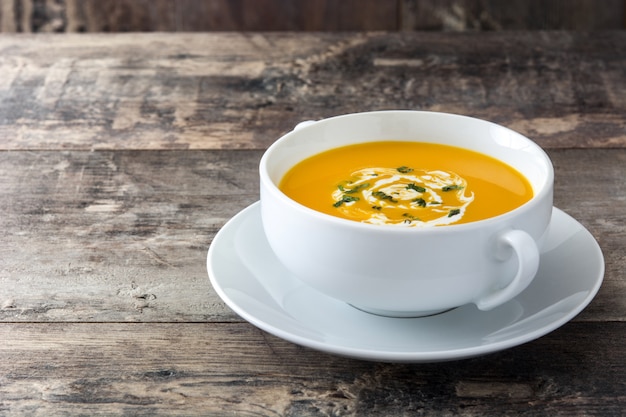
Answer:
259;110;554;234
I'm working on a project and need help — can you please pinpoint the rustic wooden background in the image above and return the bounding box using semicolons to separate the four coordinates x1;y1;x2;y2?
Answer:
1;0;625;33
0;23;624;414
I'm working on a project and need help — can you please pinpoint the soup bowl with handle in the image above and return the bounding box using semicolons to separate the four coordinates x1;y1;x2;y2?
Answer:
259;111;554;317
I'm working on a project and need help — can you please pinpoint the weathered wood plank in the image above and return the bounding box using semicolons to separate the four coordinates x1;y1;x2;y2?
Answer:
3;0;624;33
549;148;626;322
0;149;623;322
0;149;261;322
0;322;624;416
0;31;622;417
0;32;624;151
401;0;626;31
7;0;400;32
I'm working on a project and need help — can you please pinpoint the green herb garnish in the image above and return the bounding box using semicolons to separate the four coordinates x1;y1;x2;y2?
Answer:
338;183;369;194
397;166;413;174
402;213;421;223
448;208;461;217
412;198;427;207
406;183;426;193
372;191;397;203
442;184;464;192
371;205;382;211
429;201;442;205
333;195;360;207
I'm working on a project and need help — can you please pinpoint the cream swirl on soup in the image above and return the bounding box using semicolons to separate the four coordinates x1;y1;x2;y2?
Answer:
279;141;532;227
331;166;474;227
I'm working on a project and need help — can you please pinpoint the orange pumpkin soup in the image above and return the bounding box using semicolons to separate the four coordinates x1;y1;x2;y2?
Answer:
279;141;533;227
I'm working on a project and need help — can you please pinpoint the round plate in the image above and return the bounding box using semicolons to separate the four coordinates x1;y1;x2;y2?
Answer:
207;202;604;362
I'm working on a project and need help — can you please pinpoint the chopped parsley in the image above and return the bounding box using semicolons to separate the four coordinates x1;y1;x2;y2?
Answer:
396;166;413;174
371;191;397;203
338;182;369;194
333;195;360;207
442;184;464;192
412;198;427;207
406;183;426;193
402;213;421;223
448;208;461;217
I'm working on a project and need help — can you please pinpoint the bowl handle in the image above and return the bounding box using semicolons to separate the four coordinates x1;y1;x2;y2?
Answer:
476;230;540;311
293;120;317;131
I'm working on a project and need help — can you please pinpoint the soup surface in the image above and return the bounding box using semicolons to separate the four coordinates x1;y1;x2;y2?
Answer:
279;141;533;227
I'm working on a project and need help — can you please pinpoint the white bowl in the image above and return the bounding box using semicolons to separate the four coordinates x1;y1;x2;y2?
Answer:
260;111;554;317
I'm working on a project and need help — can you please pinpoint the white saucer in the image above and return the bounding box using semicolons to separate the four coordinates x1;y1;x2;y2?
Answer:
207;202;604;363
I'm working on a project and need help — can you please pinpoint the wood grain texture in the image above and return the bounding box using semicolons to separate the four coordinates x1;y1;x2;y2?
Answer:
21;0;364;32
0;149;261;322
2;0;624;32
0;322;624;416
401;0;626;31
0;32;624;151
0;32;624;416
0;149;623;323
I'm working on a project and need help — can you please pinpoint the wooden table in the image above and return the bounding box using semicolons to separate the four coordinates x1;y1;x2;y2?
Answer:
0;32;624;416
